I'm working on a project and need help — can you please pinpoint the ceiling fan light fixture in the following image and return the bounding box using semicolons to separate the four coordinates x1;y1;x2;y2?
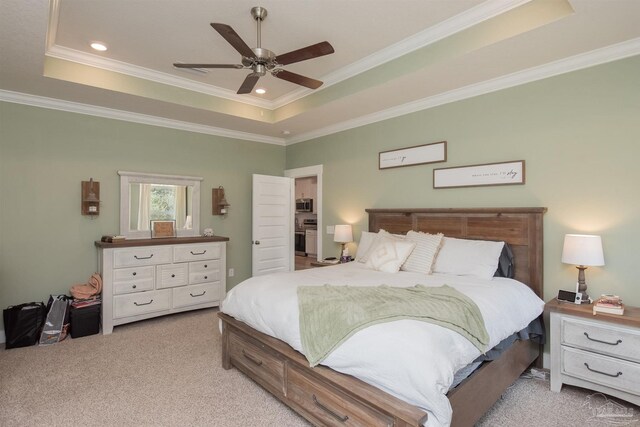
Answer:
255;88;266;94
90;42;108;52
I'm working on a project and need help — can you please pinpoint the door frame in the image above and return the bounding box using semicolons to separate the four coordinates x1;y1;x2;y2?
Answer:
284;164;323;262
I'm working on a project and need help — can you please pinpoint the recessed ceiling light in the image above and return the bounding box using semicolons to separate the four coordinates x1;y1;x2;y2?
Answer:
90;42;108;52
255;88;266;94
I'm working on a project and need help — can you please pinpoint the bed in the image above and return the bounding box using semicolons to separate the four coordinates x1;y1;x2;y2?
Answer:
218;207;546;427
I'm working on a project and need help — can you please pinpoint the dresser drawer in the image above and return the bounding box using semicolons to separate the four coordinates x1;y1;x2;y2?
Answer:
561;347;640;396
113;246;172;268
113;266;154;295
287;365;394;427
156;264;188;289
113;289;171;319
229;331;285;397
562;317;640;363
174;243;221;263
173;282;222;308
189;260;221;284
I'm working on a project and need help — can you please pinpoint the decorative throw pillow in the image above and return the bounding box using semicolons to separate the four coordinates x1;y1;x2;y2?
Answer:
355;231;378;262
365;235;416;273
401;231;444;274
432;237;505;280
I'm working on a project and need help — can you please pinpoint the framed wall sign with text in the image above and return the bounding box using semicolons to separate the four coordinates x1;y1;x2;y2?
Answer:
379;141;447;170
433;160;525;189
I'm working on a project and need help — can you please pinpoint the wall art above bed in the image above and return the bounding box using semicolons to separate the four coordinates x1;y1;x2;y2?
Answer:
433;160;525;189
379;141;447;169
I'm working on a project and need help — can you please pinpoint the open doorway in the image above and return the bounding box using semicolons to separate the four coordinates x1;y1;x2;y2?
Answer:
284;165;323;271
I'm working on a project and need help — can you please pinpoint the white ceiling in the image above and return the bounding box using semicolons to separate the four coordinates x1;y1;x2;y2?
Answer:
1;0;639;145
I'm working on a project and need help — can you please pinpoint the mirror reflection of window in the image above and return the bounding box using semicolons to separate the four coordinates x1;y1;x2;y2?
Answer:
129;184;193;231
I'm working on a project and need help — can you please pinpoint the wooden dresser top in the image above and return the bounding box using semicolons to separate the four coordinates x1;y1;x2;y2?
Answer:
95;235;229;248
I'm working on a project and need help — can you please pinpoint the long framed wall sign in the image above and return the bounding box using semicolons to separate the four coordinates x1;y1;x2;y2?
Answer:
433;160;525;189
379;141;447;169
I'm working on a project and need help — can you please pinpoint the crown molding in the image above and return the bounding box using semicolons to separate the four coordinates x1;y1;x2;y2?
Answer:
265;0;532;108
285;38;640;145
45;0;531;110
0;90;285;146
45;45;274;110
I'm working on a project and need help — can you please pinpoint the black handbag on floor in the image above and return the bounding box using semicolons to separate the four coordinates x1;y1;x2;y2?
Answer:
3;302;46;349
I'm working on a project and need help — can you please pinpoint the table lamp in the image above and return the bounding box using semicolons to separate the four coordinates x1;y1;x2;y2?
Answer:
334;225;353;259
561;234;605;303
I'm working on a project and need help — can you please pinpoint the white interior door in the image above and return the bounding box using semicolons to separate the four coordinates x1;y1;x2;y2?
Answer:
252;174;294;276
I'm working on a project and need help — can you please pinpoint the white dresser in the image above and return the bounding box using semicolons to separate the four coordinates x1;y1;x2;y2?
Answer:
548;299;640;406
97;236;229;334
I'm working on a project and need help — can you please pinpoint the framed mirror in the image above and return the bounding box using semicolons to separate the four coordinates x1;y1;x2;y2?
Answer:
119;171;202;239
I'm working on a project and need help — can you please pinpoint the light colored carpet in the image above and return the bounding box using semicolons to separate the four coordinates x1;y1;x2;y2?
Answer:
1;308;637;426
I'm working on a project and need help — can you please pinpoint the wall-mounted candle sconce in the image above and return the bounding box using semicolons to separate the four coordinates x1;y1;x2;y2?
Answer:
212;186;230;215
81;178;101;216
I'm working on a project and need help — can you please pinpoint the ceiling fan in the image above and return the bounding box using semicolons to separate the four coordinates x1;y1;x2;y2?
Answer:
174;6;335;94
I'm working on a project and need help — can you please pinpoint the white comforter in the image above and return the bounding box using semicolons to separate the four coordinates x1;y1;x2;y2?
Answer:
221;262;544;427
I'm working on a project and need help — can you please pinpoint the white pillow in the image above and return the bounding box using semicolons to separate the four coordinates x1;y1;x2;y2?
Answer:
355;231;378;262
365;235;416;273
432;237;504;280
401;231;444;274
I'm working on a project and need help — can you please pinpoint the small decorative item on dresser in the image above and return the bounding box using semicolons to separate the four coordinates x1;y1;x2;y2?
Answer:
151;220;176;238
593;295;624;315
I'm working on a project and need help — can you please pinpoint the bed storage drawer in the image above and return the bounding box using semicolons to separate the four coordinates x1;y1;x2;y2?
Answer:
561;347;640;395
561;318;640;363
228;331;285;396
287;365;394;427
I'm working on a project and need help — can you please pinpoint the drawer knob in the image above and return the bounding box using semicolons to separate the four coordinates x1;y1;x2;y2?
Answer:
133;299;153;306
204;276;208;280
191;250;207;256
312;394;349;423
584;363;622;378
190;291;206;297
583;332;622;346
132;285;137;289
204;264;207;268
242;349;263;367
171;274;176;278
134;254;153;260
132;272;137;276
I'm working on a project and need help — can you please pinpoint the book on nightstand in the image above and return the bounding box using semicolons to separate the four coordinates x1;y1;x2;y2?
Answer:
593;295;624;315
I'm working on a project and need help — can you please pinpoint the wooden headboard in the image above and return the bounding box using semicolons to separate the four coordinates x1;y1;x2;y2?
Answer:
366;208;547;298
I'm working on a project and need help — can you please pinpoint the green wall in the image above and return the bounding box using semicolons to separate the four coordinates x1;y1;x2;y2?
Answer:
1;56;639;337
0;103;285;331
286;56;640;307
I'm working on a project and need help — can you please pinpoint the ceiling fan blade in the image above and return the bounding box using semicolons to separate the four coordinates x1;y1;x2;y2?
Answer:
211;23;256;59
273;70;323;89
174;63;243;69
237;73;260;94
276;41;334;66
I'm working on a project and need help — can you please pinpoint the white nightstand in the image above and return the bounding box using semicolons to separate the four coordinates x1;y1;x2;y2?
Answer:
547;299;640;406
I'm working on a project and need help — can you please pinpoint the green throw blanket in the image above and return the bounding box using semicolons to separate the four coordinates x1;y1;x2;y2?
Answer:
298;284;489;366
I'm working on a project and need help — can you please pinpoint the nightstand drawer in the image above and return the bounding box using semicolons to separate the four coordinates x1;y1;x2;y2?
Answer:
562;317;640;363
561;347;640;396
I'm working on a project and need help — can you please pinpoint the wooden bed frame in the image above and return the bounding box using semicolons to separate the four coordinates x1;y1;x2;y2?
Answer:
219;207;546;427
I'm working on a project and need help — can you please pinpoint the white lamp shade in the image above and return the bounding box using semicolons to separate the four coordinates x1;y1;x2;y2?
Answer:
334;225;353;243
561;234;605;266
